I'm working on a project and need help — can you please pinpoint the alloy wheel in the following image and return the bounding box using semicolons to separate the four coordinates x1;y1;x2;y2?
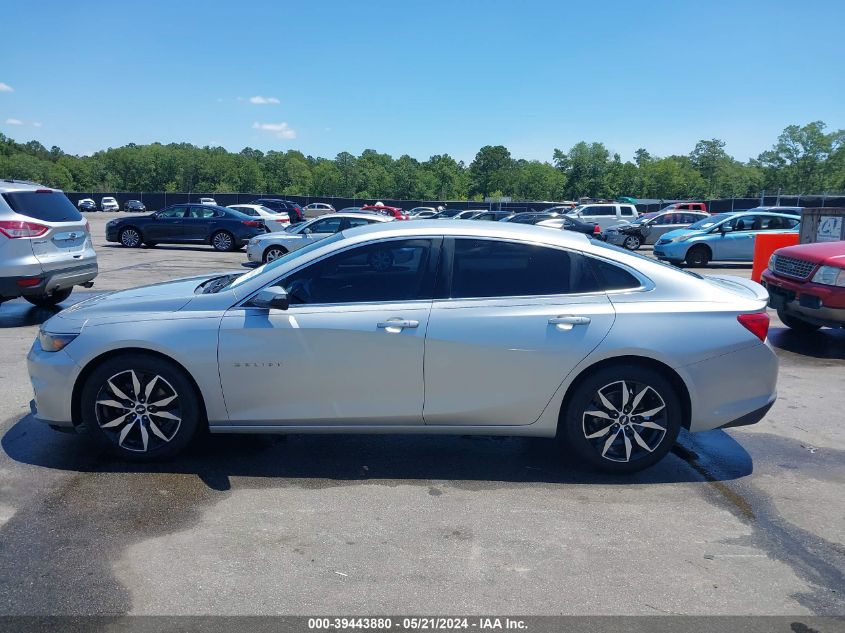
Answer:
623;235;641;250
212;232;233;251
120;229;141;248
582;380;668;463
94;369;182;452
265;247;284;262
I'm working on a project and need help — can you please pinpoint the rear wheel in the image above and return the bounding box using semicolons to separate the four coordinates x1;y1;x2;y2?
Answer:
119;227;142;248
777;309;821;333
211;230;235;252
263;245;287;263
622;235;642;250
559;364;682;474
685;245;711;267
80;354;201;461
24;287;73;308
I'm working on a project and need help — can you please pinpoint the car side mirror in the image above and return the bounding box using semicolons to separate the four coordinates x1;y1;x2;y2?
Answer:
720;225;732;234
303;228;312;235
247;286;289;310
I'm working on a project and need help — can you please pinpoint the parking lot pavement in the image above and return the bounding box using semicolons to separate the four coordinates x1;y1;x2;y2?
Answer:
0;214;843;615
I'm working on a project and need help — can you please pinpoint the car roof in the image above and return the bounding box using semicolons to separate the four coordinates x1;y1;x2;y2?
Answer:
748;206;804;211
725;211;801;218
342;219;591;246
0;179;57;193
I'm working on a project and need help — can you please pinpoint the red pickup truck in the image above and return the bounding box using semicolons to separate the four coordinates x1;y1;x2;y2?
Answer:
761;241;845;331
657;202;708;214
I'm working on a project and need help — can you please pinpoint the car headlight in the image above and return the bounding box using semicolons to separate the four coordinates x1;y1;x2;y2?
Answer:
768;253;778;270
676;235;694;242
38;331;78;352
811;265;845;287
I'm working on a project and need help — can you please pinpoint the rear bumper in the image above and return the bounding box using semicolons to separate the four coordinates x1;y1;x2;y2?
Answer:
683;341;778;432
718;399;775;429
0;262;97;299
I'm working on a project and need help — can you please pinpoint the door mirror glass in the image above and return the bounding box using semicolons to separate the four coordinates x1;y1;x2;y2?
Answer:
303;227;313;235
247;286;289;310
720;224;732;233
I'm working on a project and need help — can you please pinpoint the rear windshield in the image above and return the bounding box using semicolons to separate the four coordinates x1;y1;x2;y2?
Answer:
2;191;83;222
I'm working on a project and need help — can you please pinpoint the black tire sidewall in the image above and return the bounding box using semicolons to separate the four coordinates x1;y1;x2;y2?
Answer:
560;364;682;474
686;246;709;266
24;287;73;307
80;354;201;461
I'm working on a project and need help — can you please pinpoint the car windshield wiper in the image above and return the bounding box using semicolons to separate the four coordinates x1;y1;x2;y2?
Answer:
199;274;242;294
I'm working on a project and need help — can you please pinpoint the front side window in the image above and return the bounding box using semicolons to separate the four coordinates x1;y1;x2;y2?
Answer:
583;206;615;216
345;217;374;228
282;239;436;305
188;207;216;219
157;206;187;219
449;239;595;299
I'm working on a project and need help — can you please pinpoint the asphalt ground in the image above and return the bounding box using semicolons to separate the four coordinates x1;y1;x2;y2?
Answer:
0;213;842;617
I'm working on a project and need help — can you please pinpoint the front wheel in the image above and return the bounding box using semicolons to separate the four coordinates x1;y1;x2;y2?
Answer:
263;246;287;263
559;364;682;474
80;354;201;461
24;287;73;308
119;227;142;248
211;231;236;252
623;235;642;250
685;245;711;267
777;309;821;333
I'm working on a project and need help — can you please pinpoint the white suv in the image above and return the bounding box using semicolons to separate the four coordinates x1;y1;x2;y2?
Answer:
0;180;98;307
100;196;119;211
567;203;638;229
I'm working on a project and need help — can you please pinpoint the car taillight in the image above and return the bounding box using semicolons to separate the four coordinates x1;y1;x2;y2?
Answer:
737;312;769;342
0;220;49;238
17;277;43;287
593;224;601;234
242;220;263;227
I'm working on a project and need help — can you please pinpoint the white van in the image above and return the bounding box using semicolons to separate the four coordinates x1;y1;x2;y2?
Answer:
567;203;638;229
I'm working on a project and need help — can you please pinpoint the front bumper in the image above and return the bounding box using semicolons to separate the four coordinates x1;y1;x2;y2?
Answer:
603;232;628;245
653;240;687;262
27;339;80;427
760;270;845;327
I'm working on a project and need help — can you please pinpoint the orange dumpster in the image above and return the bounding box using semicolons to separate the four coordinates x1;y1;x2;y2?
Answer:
752;233;799;282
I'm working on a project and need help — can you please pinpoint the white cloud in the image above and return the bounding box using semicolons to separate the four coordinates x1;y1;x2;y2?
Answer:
5;118;23;125
0;82;13;93
32;121;42;127
249;95;280;105
252;121;296;139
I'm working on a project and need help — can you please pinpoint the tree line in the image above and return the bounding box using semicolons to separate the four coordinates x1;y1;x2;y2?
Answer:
1;121;842;201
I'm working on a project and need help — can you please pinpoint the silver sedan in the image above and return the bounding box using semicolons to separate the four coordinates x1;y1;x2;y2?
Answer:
28;221;778;473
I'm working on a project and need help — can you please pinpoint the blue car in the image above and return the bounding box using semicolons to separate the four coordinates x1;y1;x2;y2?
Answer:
653;211;800;267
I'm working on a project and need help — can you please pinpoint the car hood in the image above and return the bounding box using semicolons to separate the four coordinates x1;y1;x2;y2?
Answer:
43;274;222;330
774;241;845;266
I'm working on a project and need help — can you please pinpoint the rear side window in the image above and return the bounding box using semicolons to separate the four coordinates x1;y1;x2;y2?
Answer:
620;205;635;216
584;206;615;216
449;239;595;298
2;191;82;222
588;258;641;291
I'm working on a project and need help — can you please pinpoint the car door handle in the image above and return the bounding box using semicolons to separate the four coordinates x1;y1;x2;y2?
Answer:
377;319;420;331
549;316;591;326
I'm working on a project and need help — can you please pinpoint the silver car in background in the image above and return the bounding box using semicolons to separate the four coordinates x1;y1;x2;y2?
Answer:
1;180;97;308
28;221;777;473
246;212;391;263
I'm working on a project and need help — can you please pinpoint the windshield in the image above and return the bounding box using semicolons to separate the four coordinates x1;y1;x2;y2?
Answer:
687;213;730;230
629;213;657;225
224;232;346;291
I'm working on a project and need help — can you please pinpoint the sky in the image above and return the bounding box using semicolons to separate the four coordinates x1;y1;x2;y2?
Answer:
1;0;843;164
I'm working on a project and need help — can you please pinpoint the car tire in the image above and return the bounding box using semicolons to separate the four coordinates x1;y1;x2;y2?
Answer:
119;227;142;248
777;309;821;333
263;246;287;263
24;287;73;308
80;354;202;461
623;235;642;250
211;230;236;252
558;364;682;474
685;245;711;267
